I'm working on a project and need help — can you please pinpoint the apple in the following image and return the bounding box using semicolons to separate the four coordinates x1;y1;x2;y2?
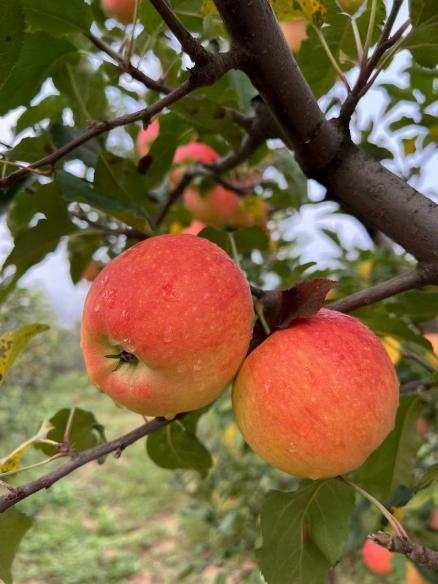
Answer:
81;260;102;283
363;539;394;576
182;220;206;235
183;186;241;228
137;120;160;158
431;509;438;531
101;0;136;24
406;561;427;584
81;234;254;418
232;309;399;479
280;20;308;54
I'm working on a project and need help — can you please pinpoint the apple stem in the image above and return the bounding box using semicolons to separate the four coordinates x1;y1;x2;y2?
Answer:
341;478;409;540
313;26;351;92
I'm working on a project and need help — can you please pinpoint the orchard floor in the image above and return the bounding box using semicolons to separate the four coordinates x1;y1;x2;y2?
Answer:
1;373;401;584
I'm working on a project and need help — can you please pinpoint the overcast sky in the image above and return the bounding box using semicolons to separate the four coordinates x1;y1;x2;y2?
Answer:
0;44;436;327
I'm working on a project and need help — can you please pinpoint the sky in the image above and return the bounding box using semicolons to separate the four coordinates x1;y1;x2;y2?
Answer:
0;22;437;327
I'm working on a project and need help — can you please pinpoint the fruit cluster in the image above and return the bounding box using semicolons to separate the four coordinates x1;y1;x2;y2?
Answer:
81;234;400;480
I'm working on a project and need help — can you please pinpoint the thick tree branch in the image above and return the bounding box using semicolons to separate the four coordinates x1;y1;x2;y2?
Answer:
371;532;438;572
86;32;171;94
329;264;438;313
213;0;438;264
149;0;210;64
0;416;175;513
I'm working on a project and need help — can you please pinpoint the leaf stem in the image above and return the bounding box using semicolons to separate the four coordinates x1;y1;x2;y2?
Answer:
0;454;65;479
363;0;378;59
314;26;351;91
351;18;363;61
341;478;409;539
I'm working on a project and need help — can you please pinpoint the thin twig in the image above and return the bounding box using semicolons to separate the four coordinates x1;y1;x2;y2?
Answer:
86;32;171;94
402;351;436;374
0;82;191;190
329;265;438;313
149;0;210;64
0;416;175;513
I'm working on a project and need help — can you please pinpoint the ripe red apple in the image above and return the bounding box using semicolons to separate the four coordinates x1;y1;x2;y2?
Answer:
363;539;394;576
81;260;102;283
232;309;399;479
137;120;160;158
174;142;219;166
101;0;136;24
280;20;308;54
181;220;206;235
183;186;242;228
81;234;254;418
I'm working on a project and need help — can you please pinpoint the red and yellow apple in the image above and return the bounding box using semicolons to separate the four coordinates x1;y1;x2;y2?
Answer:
101;0;136;23
137;120;160;158
232;309;399;479
280;20;308;54
81;234;254;418
363;539;394;576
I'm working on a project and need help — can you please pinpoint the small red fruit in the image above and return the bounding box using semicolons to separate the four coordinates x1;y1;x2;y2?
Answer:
363;539;394;576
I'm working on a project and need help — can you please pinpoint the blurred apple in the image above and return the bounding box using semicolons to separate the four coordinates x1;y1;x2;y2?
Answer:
363;539;394;576
101;0;135;24
406;560;428;584
82;260;102;282
280;20;308;54
137;120;160;158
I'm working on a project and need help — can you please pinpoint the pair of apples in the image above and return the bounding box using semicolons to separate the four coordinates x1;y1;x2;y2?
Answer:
81;234;399;479
137;120;269;231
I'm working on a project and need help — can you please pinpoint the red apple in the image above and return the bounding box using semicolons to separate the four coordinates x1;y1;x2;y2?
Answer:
232;309;399;478
101;0;136;24
280;20;308;54
173;142;219;166
363;539;394;576
181;220;206;235
81;234;254;418
137;120;160;158
183;186;241;228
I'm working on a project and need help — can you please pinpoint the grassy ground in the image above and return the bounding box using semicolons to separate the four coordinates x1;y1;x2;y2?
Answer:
1;373;407;584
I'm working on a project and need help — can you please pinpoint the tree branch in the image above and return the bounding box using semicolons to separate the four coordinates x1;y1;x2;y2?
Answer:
329;264;438;313
371;531;438;572
0;416;175;513
86;32;171;94
149;0;210;64
212;0;438;264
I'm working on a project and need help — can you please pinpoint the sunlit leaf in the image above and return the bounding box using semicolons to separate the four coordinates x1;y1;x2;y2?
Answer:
0;323;49;386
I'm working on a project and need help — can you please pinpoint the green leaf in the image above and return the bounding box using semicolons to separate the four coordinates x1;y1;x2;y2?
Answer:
50;122;99;167
0;32;77;115
147;413;212;477
0;0;25;91
405;0;438;68
0;508;33;584
0;323;49;386
20;0;92;36
57;170;150;232
257;479;354;584
358;395;424;500
6;132;53;164
15;95;67;134
233;227;270;252
67;236;102;284
35;408;106;455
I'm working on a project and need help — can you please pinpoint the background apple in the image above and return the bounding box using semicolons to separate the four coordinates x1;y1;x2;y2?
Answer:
280;20;308;54
81;260;102;283
101;0;136;24
81;234;254;418
232;309;399;479
136;119;160;158
181;219;206;235
362;539;394;576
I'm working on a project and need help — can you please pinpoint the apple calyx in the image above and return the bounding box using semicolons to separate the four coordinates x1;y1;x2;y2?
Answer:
104;350;139;371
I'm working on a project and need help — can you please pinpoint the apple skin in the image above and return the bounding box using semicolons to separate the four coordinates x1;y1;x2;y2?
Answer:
280;20;308;54
232;309;399;479
174;142;219;166
101;0;135;23
137;120;160;158
406;561;428;584
362;539;394;576
184;186;241;228
81;234;254;418
182;220;206;235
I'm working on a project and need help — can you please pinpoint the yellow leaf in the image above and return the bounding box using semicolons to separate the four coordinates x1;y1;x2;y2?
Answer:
0;323;49;385
270;0;303;20
357;259;373;279
294;0;327;26
201;0;217;16
381;336;401;365
0;420;54;474
224;422;237;449
403;137;417;156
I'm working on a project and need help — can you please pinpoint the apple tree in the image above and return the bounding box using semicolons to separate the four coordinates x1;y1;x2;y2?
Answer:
0;0;438;582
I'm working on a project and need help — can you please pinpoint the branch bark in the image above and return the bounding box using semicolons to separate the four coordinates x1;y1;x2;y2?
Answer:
371;532;438;572
0;416;174;513
212;0;438;264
